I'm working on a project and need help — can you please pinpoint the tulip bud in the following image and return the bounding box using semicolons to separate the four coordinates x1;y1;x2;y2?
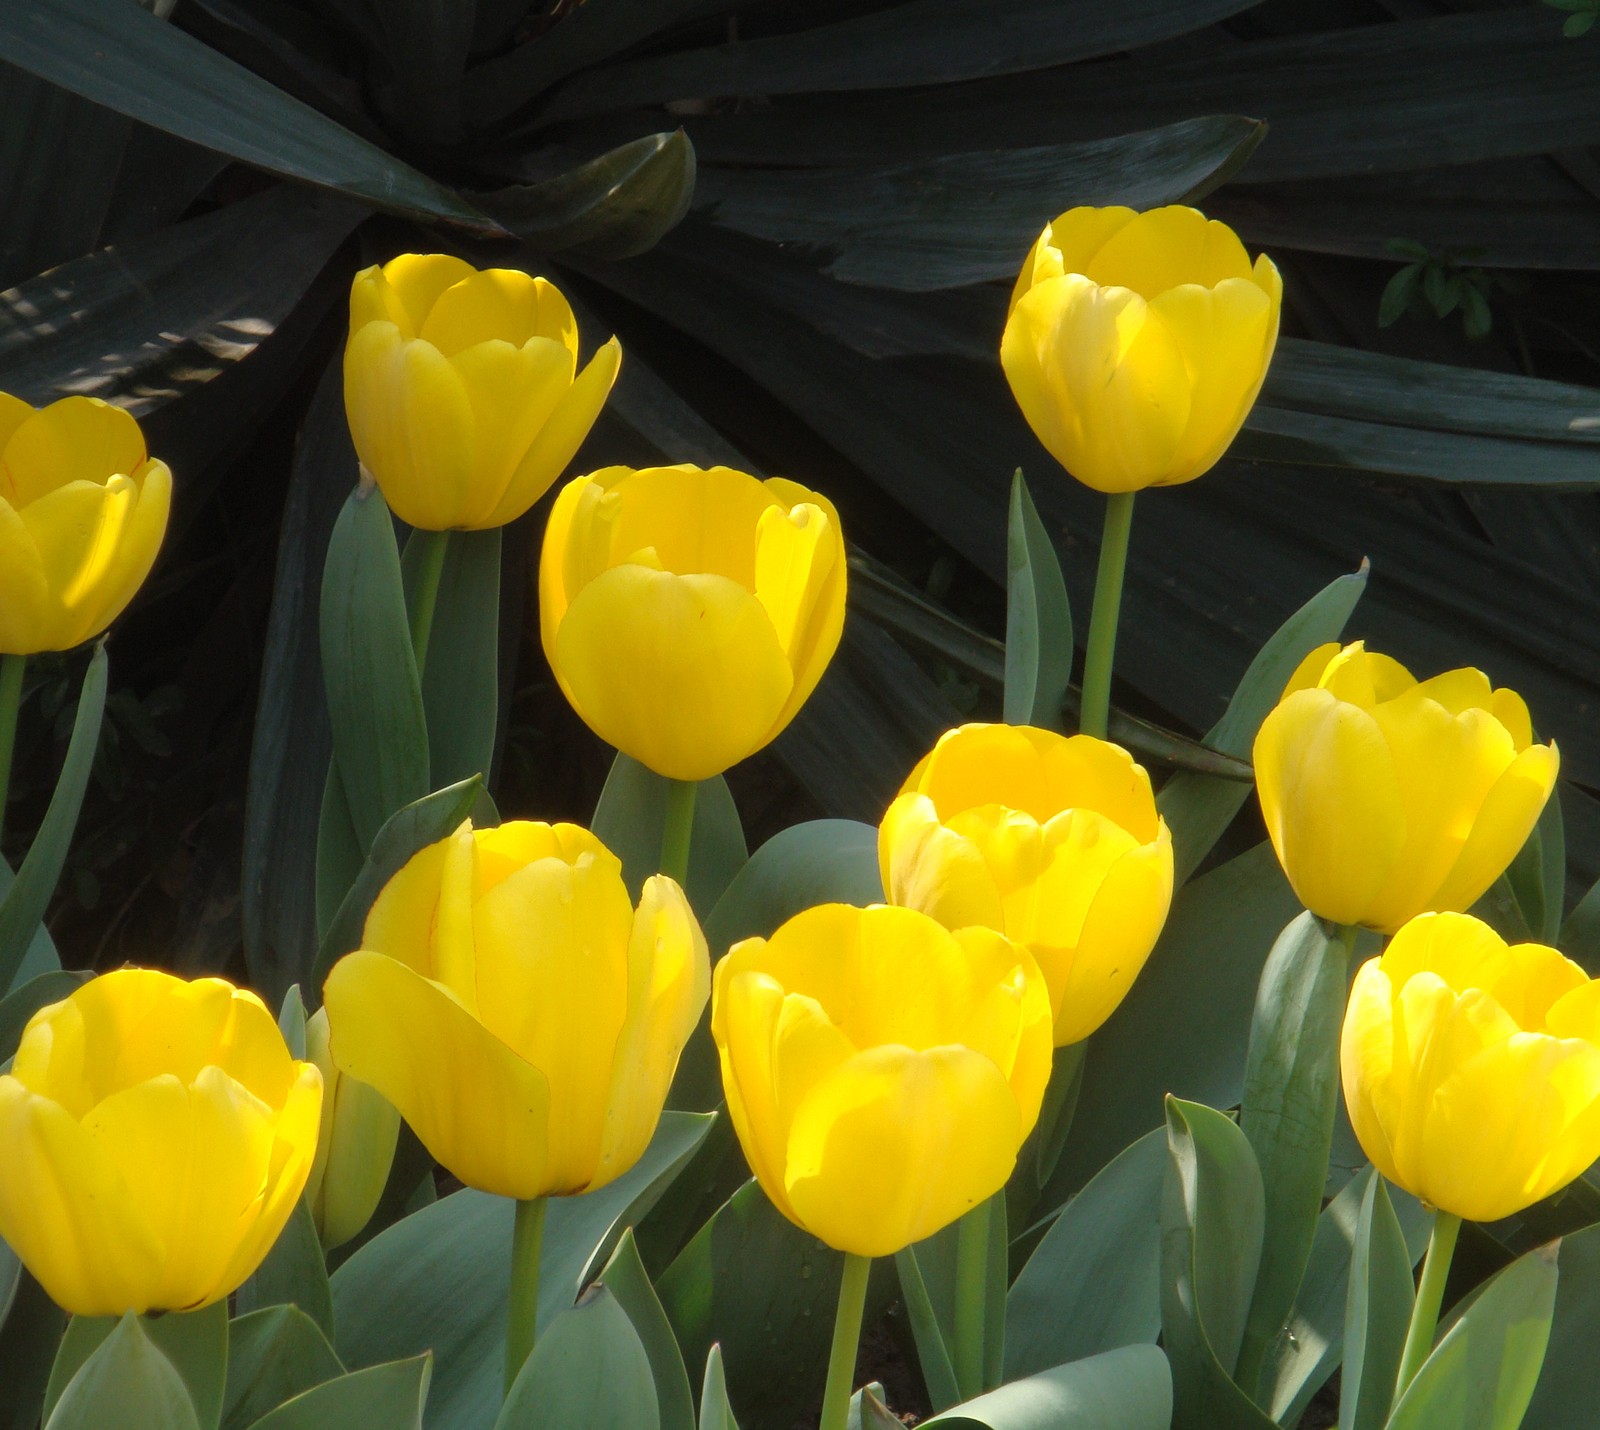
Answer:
539;464;847;781
343;254;620;531
304;1007;401;1251
0;969;321;1316
712;902;1052;1257
0;393;171;654
1342;912;1600;1222
1253;641;1558;932
1001;205;1281;493
322;820;709;1200
879;723;1173;1046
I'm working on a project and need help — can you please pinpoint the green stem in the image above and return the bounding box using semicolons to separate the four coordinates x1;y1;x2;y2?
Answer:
660;778;698;886
819;1253;872;1430
953;1198;991;1401
1078;491;1136;741
0;654;24;850
1392;1209;1461;1408
504;1196;547;1397
408;528;452;678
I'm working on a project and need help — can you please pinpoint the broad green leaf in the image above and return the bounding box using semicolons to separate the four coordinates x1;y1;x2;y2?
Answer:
483;133;697;259
0;0;492;228
697;1345;740;1430
1507;787;1565;946
0;857;58;986
1339;1174;1413;1430
319;483;430;855
1157;563;1367;884
895;1244;962;1412
402;530;501;793
1524;1221;1600;1424
314;764;366;943
46;1304;226;1430
221;1308;343;1430
332;1113;712;1429
850;1383;900;1429
1003;470;1072;729
497;1285;659;1429
45;1314;200;1430
1160;1099;1274;1430
0;1269;62;1430
1388;1243;1558;1430
309;776;485;1001
0;970;87;1062
898;1196;1008;1406
592;754;748;915
235;1200;333;1341
1006;1130;1166;1380
1234;914;1352;1398
0;644;106;994
598;1232;695;1430
244;1355;431;1430
276;985;307;1061
920;1344;1172;1429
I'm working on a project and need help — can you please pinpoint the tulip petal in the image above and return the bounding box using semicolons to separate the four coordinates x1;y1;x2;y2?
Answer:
1426;742;1558;917
1411;666;1495;717
1341;961;1406;1190
17;477;137;647
375;254;478;336
785;1044;1021;1257
1022;206;1140;302
2;396;146;507
1082;205;1256;298
323;952;553;1199
0;1076;165;1316
360;833;454;974
0;498;51;652
948;926;1053;1128
475;821;617;894
1490;687;1535;750
76;459;170;644
879;792;1007;935
538;469;599;652
0;391;34;454
555;566;792;780
419;269;574;359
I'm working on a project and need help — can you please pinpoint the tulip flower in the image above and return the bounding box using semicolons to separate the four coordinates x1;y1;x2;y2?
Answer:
0;392;171;654
1254;641;1558;933
539;464;847;782
343;254;620;532
1000;204;1281;495
304;1007;401;1251
0;969;322;1317
321;819;708;1200
879;724;1173;1046
712;902;1052;1258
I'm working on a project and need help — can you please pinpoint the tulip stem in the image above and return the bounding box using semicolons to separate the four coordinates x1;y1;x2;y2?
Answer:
953;1197;991;1400
408;528;452;678
504;1195;547;1397
0;653;24;848
1392;1209;1461;1408
660;778;697;886
819;1252;872;1430
1079;491;1136;742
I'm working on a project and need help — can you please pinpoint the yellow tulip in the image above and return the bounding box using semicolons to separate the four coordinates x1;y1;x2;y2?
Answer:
343;254;620;531
712;902;1052;1257
0;393;171;654
1342;911;1600;1222
0;969;321;1317
539;464;847;781
1253;641;1558;933
1001;205;1281;493
322;820;708;1200
879;724;1173;1046
304;1007;401;1251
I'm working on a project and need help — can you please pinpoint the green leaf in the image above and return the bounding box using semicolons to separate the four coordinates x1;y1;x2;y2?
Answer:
592;754;748;915
658;1179;842;1427
1524;1221;1600;1423
46;1305;226;1430
1388;1243;1558;1430
598;1231;695;1430
315;763;367;943
405;529;501;793
1508;788;1564;946
319;484;430;853
1003;470;1073;729
1378;264;1422;327
309;776;485;1002
896;1197;1007;1406
1235;914;1352;1399
1160;1099;1274;1430
331;1113;712;1430
0;1268;62;1430
1006;1129;1166;1380
1157;563;1367;885
45;1314;201;1430
0;644;106;994
0;970;87;1062
498;1285;660;1429
276;985;307;1061
221;1308;343;1430
483;133;697;259
243;1356;431;1430
1339;1173;1414;1430
0;0;493;229
894;1244;962;1412
0;857;59;986
919;1344;1172;1429
235;1200;333;1341
1565;11;1598;36
697;1345;740;1430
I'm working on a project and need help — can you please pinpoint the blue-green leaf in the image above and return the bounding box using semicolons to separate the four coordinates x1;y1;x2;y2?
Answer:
598;1231;694;1430
221;1307;343;1430
497;1285;659;1429
0;970;87;1062
235;1201;333;1341
47;1305;225;1430
920;1344;1172;1429
697;1345;740;1430
1004;470;1072;729
243;1355;431;1430
45;1314;200;1430
1338;1173;1413;1430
